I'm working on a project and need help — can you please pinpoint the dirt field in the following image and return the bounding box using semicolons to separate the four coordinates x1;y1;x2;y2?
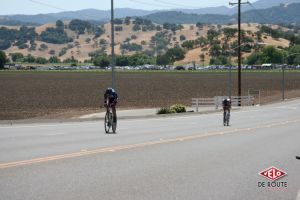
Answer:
1;71;300;120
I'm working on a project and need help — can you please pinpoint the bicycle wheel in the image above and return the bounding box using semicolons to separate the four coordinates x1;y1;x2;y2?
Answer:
104;111;111;133
226;112;230;126
112;115;117;133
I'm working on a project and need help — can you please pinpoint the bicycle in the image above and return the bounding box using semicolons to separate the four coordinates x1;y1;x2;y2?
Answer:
104;100;117;134
223;110;230;126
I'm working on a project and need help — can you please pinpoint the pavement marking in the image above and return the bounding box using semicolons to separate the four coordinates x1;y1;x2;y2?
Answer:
1;117;299;170
0;122;99;129
45;133;68;136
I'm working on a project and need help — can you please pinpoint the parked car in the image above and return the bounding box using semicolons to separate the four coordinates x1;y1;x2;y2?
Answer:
175;66;185;70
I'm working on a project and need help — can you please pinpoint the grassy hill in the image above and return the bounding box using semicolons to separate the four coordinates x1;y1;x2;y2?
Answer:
1;19;291;65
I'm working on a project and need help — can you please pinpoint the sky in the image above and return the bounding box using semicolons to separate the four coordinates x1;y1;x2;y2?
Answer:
1;0;257;15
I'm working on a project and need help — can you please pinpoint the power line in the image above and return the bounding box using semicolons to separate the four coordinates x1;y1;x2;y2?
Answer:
247;3;274;38
247;2;270;24
153;0;202;9
128;0;175;8
29;0;67;12
28;0;95;20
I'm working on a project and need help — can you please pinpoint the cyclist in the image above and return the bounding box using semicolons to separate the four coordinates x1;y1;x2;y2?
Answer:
222;98;231;125
104;88;118;123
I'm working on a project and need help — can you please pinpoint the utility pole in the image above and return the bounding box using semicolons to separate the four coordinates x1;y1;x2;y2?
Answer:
282;65;285;100
229;0;249;106
111;0;116;89
228;51;232;99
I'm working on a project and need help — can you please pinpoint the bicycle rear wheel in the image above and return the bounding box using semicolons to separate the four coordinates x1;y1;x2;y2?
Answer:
104;111;111;133
226;112;230;126
223;111;230;126
112;114;117;133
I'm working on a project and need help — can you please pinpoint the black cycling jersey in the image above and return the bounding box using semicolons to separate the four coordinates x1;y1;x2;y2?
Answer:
222;99;231;110
104;88;118;106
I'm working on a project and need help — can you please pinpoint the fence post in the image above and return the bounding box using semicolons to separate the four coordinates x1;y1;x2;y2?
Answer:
248;95;250;106
196;99;199;112
214;97;218;109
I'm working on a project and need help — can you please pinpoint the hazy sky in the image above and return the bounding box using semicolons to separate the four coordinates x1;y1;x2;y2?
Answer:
2;0;258;15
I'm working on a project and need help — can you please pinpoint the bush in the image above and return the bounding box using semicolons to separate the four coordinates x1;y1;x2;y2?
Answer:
40;27;72;44
157;107;176;114
157;104;186;114
170;104;186;113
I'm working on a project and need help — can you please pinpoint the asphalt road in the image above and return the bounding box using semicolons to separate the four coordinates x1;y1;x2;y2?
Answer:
1;99;300;200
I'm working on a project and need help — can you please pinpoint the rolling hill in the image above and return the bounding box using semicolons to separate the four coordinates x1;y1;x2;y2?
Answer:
1;19;291;65
1;0;299;25
144;3;300;24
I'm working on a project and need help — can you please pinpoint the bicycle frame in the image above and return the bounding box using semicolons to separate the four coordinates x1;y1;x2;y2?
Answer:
104;97;117;133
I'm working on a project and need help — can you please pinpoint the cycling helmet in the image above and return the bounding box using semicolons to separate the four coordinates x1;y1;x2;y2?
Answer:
105;88;113;95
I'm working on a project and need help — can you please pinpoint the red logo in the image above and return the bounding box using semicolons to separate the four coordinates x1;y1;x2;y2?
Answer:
259;166;287;181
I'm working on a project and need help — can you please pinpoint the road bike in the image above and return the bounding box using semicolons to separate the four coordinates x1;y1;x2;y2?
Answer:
223;110;230;126
104;99;117;133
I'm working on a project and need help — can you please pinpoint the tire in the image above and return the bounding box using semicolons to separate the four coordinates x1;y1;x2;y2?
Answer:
226;112;230;126
224;111;230;126
112;113;117;133
104;111;111;133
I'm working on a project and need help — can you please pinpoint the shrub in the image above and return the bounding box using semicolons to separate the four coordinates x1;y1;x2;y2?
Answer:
180;35;186;41
170;104;186;113
157;104;186;114
157;107;176;114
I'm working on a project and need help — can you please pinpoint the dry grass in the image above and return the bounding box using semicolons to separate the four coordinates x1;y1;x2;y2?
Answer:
2;22;291;64
0;71;300;120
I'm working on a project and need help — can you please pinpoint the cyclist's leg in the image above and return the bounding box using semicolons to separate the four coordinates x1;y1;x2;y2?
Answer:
112;106;117;123
105;107;111;127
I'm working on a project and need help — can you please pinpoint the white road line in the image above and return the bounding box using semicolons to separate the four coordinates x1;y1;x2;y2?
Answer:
0;122;99;129
45;133;68;136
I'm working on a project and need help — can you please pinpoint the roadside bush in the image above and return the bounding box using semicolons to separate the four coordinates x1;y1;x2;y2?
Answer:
170;104;186;113
157;107;176;114
157;104;186;114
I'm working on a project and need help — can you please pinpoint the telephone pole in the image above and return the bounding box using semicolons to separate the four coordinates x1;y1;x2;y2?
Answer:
111;0;116;89
229;0;249;106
